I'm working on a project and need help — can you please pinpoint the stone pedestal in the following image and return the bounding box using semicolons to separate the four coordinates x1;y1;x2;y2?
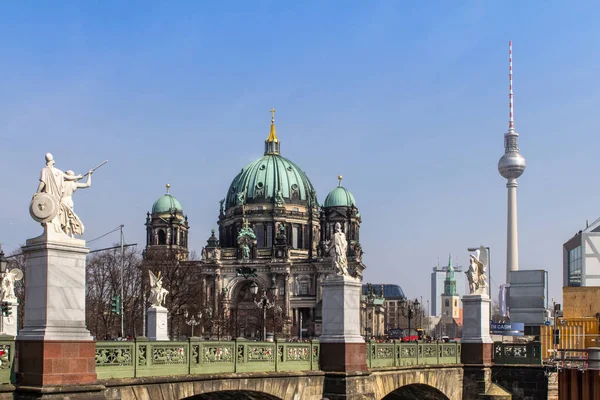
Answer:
319;275;367;372
461;294;493;365
16;230;97;389
1;300;18;337
147;306;169;341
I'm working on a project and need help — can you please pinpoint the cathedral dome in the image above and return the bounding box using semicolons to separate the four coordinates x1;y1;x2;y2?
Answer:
225;154;316;209
324;176;356;208
152;185;183;214
224;111;316;210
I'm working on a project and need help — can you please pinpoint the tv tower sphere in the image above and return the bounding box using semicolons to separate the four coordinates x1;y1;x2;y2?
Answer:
498;140;526;179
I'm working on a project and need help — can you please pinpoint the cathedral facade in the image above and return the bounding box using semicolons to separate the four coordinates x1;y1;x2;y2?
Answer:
144;112;365;339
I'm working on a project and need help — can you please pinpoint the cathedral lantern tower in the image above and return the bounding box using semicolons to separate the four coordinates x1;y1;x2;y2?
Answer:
144;184;189;261
322;176;363;262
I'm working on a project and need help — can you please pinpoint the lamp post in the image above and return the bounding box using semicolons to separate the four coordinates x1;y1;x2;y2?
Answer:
468;246;492;318
184;310;202;338
0;248;7;335
250;281;277;341
402;298;419;342
184;307;212;338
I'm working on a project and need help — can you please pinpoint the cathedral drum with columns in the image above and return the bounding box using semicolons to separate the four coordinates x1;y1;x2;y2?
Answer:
144;110;366;339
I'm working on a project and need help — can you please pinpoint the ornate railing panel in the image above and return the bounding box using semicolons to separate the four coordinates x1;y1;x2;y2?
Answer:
96;339;320;379
492;341;542;365
366;341;460;368
0;336;15;384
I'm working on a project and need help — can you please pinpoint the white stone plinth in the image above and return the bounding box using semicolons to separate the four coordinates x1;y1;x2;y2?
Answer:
147;306;169;341
1;301;18;337
320;275;364;343
461;294;492;344
18;231;93;341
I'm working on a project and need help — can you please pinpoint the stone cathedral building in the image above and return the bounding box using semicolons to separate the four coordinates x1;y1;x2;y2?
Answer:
144;112;366;338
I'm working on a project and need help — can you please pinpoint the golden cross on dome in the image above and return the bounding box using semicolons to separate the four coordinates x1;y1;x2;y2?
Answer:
269;108;276;122
243;219;251;229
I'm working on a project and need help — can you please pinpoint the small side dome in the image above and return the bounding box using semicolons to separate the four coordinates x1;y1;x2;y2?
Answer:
152;184;183;214
324;176;356;208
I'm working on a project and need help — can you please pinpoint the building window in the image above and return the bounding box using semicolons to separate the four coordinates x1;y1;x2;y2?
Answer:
280;285;285;296
299;281;309;296
568;245;582;287
158;230;166;245
257;206;263;211
255;224;265;248
266;225;273;247
445;299;449;307
454;299;457;307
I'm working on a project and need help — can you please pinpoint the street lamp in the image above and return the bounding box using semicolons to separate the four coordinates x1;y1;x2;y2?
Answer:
252;281;277;341
184;307;212;338
468;246;492;318
184;310;202;338
401;298;419;342
0;247;7;274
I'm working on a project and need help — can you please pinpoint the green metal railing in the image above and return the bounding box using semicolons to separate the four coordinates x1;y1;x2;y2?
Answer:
0;335;14;384
366;341;461;368
95;338;320;379
492;341;542;365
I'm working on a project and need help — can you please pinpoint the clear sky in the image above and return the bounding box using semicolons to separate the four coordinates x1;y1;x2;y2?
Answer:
1;1;600;307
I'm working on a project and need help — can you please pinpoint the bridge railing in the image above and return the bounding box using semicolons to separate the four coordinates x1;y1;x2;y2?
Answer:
95;338;320;379
366;341;461;368
0;335;14;384
492;341;542;365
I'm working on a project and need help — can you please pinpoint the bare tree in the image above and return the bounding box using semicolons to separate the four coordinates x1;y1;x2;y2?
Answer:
86;246;143;339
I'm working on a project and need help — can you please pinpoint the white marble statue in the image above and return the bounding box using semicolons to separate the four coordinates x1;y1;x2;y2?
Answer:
331;222;349;276
30;153;106;237
148;271;169;307
466;246;488;295
0;268;23;302
60;170;93;237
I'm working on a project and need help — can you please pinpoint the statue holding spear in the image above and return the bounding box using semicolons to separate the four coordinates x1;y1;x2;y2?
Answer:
30;153;108;237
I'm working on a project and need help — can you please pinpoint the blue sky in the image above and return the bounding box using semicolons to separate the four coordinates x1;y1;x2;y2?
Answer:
1;1;600;307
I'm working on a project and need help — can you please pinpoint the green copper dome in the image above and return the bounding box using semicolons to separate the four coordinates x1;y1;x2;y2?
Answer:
152;194;183;214
324;186;357;208
225;154;316;209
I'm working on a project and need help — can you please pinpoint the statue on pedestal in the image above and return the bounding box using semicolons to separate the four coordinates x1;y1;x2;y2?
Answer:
466;246;489;295
148;271;169;307
30;153;106;237
0;268;23;302
331;222;349;276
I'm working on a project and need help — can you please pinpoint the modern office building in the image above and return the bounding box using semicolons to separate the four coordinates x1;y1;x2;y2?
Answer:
430;256;466;316
563;217;600;287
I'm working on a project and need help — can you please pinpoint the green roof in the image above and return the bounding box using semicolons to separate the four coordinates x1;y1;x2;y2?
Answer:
152;194;183;214
324;186;357;208
225;154;316;209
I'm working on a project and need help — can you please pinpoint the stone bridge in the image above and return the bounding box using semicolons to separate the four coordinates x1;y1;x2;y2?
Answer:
101;365;464;400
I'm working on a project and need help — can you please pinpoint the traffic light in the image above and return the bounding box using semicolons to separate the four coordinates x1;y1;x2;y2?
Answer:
0;302;10;317
111;296;121;315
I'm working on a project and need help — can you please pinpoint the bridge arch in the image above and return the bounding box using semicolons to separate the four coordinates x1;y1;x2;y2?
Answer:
381;383;450;400
371;366;463;400
183;390;282;400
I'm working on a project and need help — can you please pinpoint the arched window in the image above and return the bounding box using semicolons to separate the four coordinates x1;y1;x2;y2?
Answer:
454;299;457;307
445;299;450;307
158;230;166;245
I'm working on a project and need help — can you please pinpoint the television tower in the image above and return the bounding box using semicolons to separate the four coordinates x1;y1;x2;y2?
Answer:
498;41;526;283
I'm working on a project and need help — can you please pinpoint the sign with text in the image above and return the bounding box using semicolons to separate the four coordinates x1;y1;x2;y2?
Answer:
490;322;525;336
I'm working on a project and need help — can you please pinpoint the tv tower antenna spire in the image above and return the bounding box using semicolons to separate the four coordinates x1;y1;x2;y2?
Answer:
498;41;527;284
